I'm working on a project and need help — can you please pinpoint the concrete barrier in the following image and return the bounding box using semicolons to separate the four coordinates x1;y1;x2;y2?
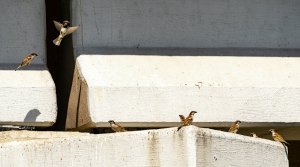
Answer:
0;0;57;127
66;54;300;134
0;126;289;166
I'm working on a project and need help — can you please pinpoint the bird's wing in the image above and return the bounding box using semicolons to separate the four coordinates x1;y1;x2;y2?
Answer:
179;115;185;123
21;55;33;66
183;116;192;125
53;20;63;31
228;123;237;132
65;25;80;35
275;133;288;144
120;127;127;132
116;123;127;132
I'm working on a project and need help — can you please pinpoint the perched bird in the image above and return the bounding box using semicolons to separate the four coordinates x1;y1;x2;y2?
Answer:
177;111;197;131
16;53;38;70
108;120;127;132
269;129;288;144
53;20;79;46
250;132;258;138
228;120;241;133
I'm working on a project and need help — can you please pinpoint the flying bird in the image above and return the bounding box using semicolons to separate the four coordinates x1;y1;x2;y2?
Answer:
228;120;241;133
177;111;197;131
53;20;79;46
269;129;288;145
250;132;258;138
108;120;127;132
16;53;38;70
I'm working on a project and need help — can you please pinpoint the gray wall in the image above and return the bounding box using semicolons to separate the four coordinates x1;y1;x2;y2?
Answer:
72;0;300;49
0;0;46;64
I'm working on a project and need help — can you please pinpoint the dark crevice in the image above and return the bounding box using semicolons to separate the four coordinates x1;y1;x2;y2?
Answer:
45;0;75;130
75;81;82;128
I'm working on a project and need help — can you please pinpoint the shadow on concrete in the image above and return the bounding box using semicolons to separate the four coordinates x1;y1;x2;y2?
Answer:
76;47;300;57
23;109;41;122
0;64;46;71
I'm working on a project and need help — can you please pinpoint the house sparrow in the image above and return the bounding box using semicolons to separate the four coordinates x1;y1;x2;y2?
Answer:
269;129;288;144
53;20;79;46
177;111;197;131
108;120;127;132
16;53;38;70
250;132;258;138
228;120;241;133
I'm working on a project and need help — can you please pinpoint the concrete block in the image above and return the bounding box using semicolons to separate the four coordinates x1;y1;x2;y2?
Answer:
0;126;289;166
66;54;300;133
72;0;300;49
0;69;57;127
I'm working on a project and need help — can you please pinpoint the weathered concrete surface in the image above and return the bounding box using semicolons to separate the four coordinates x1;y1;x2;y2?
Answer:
0;69;57;127
0;130;89;143
0;126;288;167
66;55;300;134
72;0;300;49
0;0;46;64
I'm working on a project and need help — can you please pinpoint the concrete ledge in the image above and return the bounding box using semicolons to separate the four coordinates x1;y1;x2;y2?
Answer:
0;68;57;127
66;54;300;131
0;126;288;166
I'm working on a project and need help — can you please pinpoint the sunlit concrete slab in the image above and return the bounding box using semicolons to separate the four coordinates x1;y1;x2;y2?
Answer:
0;67;57;127
66;54;300;133
0;126;288;167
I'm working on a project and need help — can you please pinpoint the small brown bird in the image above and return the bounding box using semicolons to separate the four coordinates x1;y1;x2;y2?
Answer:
16;53;38;70
108;120;127;132
269;129;288;144
228;120;241;133
250;132;258;138
177;111;197;131
53;20;79;46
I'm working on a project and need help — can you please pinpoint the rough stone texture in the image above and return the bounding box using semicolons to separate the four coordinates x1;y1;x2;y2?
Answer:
66;55;300;135
71;0;300;49
0;126;288;167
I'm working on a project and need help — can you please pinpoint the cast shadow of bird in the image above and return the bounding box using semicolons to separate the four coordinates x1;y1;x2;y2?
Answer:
19;109;41;130
23;109;41;122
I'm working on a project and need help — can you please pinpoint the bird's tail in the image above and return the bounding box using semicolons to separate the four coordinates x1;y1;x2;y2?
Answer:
177;125;183;131
282;143;289;157
15;65;21;71
53;37;62;46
